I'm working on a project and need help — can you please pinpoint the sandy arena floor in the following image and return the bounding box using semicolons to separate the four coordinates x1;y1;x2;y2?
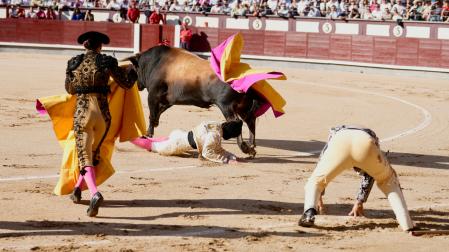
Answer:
0;52;449;251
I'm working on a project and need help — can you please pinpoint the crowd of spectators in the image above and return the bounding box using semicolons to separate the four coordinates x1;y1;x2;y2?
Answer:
3;0;449;22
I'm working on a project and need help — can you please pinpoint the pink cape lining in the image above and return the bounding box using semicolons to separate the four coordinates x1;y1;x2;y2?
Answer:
210;35;232;81
210;34;284;118
252;90;284;118
230;72;284;93
36;99;47;115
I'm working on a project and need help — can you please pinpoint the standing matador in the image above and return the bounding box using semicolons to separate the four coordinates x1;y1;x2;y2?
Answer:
65;31;137;216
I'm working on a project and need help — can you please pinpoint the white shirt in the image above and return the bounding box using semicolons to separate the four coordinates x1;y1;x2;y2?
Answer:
210;5;223;13
267;0;278;11
10;0;23;5
107;1;121;9
297;0;309;13
371;9;383;19
308;7;321;17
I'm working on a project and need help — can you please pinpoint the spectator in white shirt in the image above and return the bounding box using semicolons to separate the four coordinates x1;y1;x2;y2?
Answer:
392;0;405;16
210;2;224;13
169;0;184;11
297;0;309;13
380;0;392;13
371;3;383;19
361;5;373;19
327;4;339;18
307;5;321;16
107;0;121;9
83;0;95;8
382;7;393;19
267;0;279;11
26;6;36;18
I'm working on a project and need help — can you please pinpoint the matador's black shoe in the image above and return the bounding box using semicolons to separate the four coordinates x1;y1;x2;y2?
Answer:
87;192;104;217
69;187;82;204
299;208;318;227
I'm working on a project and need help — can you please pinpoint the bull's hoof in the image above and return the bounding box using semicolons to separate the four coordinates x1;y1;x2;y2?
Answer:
239;142;250;153
239;142;257;158
247;147;257;159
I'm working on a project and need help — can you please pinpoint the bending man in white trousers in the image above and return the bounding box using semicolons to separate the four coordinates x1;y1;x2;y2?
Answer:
299;125;414;232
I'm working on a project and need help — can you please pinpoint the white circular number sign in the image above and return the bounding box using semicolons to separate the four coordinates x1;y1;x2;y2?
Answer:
322;22;333;34
183;16;193;26
252;19;263;30
393;25;404;37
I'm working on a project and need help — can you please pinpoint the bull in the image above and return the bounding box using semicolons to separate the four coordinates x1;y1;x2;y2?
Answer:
126;45;262;157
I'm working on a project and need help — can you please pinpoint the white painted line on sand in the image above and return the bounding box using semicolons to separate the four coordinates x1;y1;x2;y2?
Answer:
410;203;449;211
0;165;199;182
305;82;432;143
0;239;111;250
293;81;432;156
2;83;431;182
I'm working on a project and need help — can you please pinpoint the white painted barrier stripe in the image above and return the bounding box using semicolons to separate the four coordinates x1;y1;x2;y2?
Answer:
174;24;181;48
0;165;198;182
0;42;134;52
133;23;141;54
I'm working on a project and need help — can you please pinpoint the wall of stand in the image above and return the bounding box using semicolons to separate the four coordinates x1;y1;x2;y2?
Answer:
1;9;449;71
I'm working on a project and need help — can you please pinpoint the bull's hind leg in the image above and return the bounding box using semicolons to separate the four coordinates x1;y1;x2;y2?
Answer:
147;96;161;137
147;97;171;137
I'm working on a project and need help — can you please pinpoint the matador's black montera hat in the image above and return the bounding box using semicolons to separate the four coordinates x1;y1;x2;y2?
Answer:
77;31;110;45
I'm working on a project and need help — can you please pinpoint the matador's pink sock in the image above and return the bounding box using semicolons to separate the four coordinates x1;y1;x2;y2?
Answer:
83;166;98;197
131;137;168;151
74;174;84;188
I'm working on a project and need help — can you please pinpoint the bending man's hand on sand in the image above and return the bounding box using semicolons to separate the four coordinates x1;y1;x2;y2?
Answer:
348;201;364;217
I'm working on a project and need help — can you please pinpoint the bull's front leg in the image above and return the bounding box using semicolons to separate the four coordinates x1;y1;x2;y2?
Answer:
246;117;256;158
239;116;256;158
237;136;255;157
217;102;255;157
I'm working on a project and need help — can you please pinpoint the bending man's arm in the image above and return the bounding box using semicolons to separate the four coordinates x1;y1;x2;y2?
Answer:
349;168;375;216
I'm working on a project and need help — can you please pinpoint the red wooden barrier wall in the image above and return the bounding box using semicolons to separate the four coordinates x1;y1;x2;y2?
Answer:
140;24;160;52
185;27;449;69
1;19;448;69
0;19;134;48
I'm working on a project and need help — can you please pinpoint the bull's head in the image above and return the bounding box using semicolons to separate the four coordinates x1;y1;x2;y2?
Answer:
121;53;145;91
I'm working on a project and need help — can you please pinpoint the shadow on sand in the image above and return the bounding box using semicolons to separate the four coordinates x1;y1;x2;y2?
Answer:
241;138;449;170
1;199;448;237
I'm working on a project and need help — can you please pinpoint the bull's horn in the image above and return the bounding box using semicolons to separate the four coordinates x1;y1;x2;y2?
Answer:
120;53;140;67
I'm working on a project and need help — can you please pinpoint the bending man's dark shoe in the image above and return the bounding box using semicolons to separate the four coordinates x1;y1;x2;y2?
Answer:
69;187;82;204
299;208;318;227
87;192;104;217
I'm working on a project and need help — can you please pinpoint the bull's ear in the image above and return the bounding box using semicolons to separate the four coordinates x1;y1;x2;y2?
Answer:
121;53;140;68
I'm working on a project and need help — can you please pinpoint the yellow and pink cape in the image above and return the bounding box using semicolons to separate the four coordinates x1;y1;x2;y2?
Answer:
37;81;146;195
210;33;287;117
